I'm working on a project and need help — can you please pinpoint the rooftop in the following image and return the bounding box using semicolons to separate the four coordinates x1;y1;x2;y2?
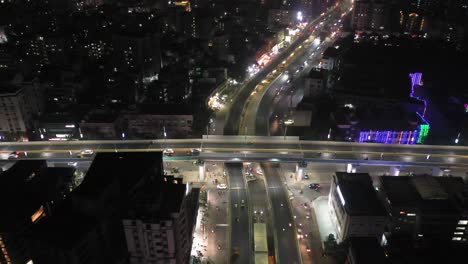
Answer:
72;152;163;199
380;176;465;214
0;83;22;95
411;175;449;200
124;176;186;222
348;237;389;264
82;110;119;123
335;172;386;216
323;47;338;58
307;69;324;79
380;176;421;208
355;104;420;131
30;197;97;249
0;161;74;231
136;103;193;115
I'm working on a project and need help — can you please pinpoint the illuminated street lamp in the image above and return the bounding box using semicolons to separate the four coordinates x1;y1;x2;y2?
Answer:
455;132;461;144
297;11;303;22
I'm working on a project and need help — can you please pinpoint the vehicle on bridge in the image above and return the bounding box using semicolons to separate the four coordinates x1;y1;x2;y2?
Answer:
163;148;175;156
190;148;201;155
77;150;94;158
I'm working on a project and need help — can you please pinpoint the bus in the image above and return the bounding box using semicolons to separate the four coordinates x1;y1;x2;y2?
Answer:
254;223;268;264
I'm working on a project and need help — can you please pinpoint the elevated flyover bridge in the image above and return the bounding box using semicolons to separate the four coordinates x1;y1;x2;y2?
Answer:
1;136;468;168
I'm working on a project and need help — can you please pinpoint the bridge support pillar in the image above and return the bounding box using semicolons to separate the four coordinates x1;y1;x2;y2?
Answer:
295;161;307;181
431;167;442;176
390;167;400;176
198;162;205;181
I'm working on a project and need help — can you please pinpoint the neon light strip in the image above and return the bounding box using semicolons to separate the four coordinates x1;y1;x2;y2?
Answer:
357;73;430;145
358;130;421;144
409;72;429;123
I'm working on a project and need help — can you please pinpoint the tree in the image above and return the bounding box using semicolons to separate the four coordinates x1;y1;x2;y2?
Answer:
323;233;338;255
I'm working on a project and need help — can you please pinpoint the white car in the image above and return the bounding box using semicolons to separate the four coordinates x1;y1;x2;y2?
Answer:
163;148;175;156
217;183;228;190
80;150;94;155
190;148;201;154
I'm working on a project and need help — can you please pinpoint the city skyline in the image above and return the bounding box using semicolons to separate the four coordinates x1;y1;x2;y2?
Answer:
1;0;468;263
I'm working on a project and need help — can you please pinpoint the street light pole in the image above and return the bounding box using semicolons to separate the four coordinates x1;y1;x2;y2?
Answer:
284;125;288;140
206;125;209;139
163;126;167;148
455;132;461;144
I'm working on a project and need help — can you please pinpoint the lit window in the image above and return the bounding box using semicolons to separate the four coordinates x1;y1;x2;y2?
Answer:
31;206;46;223
407;213;416;216
454;232;464;235
452;237;462;241
337;185;346;206
458;220;468;225
456;227;466;230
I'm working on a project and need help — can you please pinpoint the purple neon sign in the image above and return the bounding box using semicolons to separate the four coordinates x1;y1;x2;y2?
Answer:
358;73;430;144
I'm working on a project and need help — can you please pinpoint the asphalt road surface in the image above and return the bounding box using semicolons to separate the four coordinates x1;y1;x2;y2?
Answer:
263;163;301;264
223;7;340;135
226;163;252;264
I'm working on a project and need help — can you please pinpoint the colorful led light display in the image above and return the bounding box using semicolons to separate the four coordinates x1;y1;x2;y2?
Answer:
358;73;430;144
417;124;429;144
358;130;420;144
409;72;428;120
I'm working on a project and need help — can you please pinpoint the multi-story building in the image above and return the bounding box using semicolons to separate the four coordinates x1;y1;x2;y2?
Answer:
329;172;387;242
29;197;109;264
112;32;161;77
351;0;391;32
29;152;165;263
0;160;74;264
122;176;199;264
377;175;468;245
80;110;119;140
34;113;80;141
0;73;44;139
112;30;162;102
345;237;389;264
303;69;325;97
117;104;193;139
0;87;24;136
268;9;294;27
321;47;338;71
